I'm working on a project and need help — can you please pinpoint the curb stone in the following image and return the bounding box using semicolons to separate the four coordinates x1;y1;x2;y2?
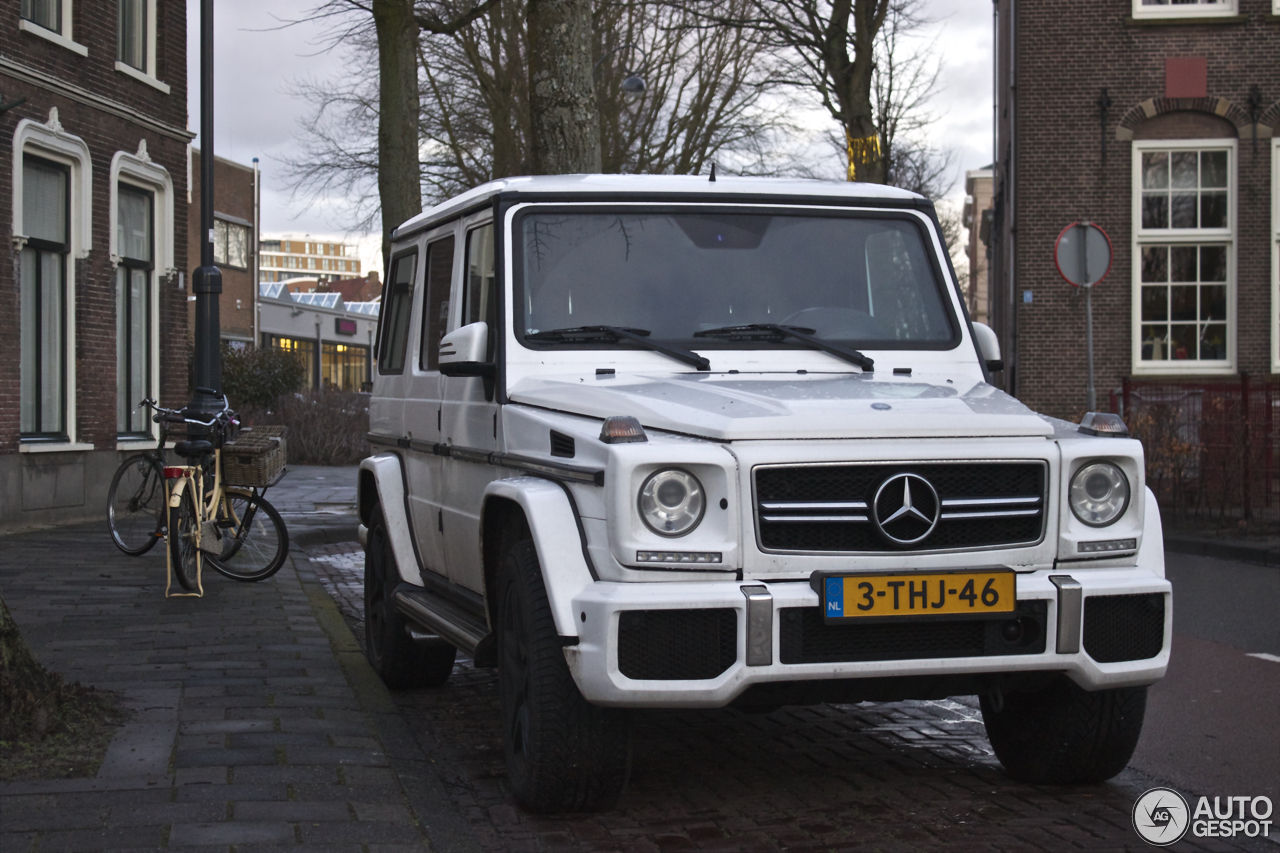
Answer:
296;554;482;853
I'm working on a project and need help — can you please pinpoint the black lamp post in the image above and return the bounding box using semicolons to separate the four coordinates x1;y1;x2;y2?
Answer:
187;0;222;431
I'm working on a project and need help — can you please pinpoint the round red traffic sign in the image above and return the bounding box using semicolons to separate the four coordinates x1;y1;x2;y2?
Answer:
1054;221;1113;287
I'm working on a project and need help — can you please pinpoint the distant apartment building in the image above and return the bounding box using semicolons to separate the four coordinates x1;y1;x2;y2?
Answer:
187;149;257;346
260;236;361;283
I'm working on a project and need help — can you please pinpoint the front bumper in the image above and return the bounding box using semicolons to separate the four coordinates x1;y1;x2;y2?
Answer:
564;568;1171;708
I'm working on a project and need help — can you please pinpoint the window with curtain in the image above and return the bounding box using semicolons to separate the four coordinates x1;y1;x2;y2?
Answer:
20;0;62;32
20;156;70;439
117;0;146;71
1135;143;1234;368
117;184;153;436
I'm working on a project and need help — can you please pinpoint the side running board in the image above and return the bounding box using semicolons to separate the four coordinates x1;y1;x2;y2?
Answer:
394;586;496;667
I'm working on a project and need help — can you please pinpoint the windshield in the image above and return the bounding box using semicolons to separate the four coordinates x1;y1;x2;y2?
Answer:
515;209;956;351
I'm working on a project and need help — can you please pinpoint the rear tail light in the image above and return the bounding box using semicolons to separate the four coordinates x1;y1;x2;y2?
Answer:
163;467;186;479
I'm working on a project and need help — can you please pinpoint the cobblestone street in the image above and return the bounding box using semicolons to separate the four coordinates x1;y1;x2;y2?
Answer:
304;539;1271;853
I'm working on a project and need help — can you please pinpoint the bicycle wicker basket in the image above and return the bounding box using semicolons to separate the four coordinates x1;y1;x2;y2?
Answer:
221;425;287;487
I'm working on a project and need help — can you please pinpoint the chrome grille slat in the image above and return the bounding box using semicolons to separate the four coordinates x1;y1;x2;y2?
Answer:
761;515;870;523
940;496;1041;507
940;508;1042;520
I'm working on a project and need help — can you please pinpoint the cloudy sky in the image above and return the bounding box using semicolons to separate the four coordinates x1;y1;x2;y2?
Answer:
187;0;993;277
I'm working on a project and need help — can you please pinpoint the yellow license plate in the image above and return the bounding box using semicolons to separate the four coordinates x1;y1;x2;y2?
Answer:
820;570;1016;622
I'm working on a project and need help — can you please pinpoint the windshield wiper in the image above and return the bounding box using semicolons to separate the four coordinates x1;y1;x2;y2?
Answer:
526;325;711;371
693;323;874;372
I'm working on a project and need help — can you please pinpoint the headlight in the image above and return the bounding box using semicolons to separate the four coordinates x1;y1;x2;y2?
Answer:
1069;462;1130;527
638;469;705;537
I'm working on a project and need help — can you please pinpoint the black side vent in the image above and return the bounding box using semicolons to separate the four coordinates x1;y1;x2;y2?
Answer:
550;431;575;458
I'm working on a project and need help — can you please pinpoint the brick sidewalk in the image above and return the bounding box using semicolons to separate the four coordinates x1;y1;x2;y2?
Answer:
0;522;473;853
3;518;1269;853
304;542;1271;853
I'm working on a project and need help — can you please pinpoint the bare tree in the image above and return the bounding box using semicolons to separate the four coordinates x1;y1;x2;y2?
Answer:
285;0;502;270
683;0;893;182
528;0;602;173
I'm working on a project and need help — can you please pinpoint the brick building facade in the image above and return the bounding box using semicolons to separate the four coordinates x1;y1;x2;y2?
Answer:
188;149;257;346
1;1;190;531
989;0;1280;420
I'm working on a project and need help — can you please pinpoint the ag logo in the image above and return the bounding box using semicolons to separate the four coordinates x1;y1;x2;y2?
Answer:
1133;787;1190;846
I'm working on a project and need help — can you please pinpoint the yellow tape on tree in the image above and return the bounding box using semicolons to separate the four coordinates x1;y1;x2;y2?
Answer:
845;131;882;182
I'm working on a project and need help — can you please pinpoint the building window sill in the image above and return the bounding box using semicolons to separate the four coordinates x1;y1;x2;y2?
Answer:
1125;13;1247;25
1130;365;1238;377
19;441;95;454
18;19;89;55
114;61;171;94
116;438;160;451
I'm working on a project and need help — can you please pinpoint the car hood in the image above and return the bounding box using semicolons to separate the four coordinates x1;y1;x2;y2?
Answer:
507;373;1054;441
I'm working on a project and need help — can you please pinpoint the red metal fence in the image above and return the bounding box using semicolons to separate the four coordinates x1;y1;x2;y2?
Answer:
1111;377;1279;529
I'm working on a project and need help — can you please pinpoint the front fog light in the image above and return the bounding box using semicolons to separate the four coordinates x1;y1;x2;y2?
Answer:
639;468;705;537
1069;462;1130;527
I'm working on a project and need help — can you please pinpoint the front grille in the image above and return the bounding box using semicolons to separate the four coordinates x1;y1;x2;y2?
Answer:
756;462;1047;552
1083;594;1165;663
617;609;737;680
779;601;1048;665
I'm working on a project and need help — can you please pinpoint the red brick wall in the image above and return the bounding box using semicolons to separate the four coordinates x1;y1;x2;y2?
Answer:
0;2;189;452
992;0;1278;420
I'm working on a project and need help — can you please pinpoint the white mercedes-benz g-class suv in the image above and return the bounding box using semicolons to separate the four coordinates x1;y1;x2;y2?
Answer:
358;175;1169;813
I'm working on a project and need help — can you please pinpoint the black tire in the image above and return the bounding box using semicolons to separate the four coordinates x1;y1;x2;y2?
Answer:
168;488;201;591
498;540;632;813
107;454;165;555
364;506;457;689
206;492;289;582
980;676;1147;784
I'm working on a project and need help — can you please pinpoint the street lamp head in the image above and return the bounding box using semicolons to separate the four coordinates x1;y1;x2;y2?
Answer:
621;75;647;96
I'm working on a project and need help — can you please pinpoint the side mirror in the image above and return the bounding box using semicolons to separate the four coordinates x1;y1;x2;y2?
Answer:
438;321;494;377
971;322;1004;373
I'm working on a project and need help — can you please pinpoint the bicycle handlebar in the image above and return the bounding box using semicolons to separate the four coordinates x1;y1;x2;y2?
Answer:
137;396;236;428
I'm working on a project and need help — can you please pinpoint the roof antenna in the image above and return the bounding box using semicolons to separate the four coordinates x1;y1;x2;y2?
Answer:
709;162;716;183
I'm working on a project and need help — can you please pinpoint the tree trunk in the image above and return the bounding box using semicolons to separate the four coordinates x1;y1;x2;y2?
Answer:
0;594;61;740
373;0;424;273
527;0;602;174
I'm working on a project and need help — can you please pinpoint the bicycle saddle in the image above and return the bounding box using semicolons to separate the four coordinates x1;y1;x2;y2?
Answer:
174;439;214;457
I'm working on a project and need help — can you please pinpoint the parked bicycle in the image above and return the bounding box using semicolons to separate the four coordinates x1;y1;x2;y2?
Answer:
106;394;290;589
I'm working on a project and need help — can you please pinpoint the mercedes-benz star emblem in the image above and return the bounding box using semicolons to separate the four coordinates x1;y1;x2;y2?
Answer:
872;473;940;546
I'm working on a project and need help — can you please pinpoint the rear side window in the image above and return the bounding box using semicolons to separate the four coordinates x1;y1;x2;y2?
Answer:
420;236;455;371
378;249;417;374
464;223;497;361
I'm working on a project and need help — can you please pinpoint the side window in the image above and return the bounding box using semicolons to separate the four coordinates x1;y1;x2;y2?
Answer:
464;223;497;360
377;249;418;374
420;235;455;371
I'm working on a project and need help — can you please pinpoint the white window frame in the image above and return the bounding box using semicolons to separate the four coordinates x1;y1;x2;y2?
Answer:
114;0;169;94
1132;0;1238;19
1272;137;1279;374
110;141;174;449
18;0;87;56
1131;138;1237;376
12;108;93;451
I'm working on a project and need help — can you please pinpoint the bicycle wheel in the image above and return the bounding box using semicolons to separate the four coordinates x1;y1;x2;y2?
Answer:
206;492;288;581
168;487;201;591
107;454;166;555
